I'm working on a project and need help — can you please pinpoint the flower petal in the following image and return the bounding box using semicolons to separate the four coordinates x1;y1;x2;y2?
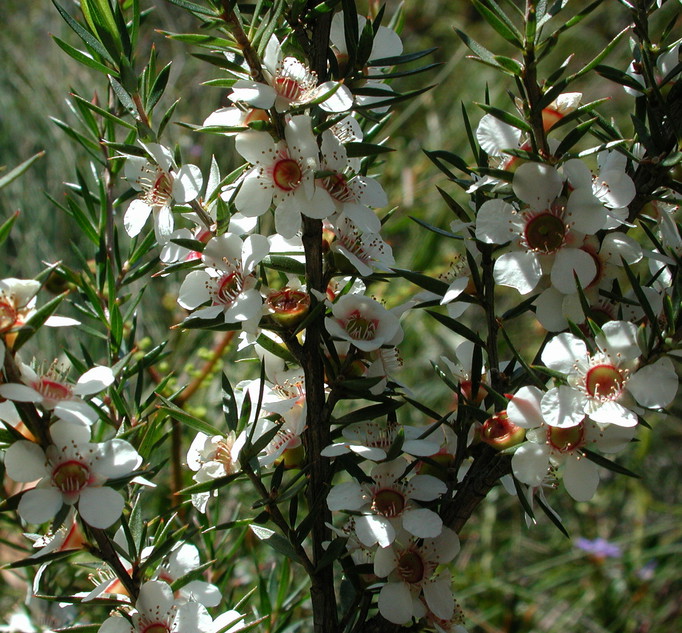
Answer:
74;366;115;396
626;357;678;408
563;455;599;502
493;251;542;294
378;582;413;625
78;486;125;528
18;488;63;525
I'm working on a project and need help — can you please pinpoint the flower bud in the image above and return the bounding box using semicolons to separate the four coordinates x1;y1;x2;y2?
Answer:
479;411;525;450
265;288;311;329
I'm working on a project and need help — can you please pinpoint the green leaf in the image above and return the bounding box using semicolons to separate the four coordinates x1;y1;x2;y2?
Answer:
368;48;437;67
409;216;464;240
255;334;298;365
476;103;532;133
70;93;136;130
427;310;486;347
472;0;523;48
261;255;305;276
157;398;222;436
222;372;239;432
165;0;219;16
0;211;19;245
0;152;45;190
52;1;117;66
594;64;644;91
333;400;403;427
583;449;640;478
250;525;301;564
52;35;117;76
147;62;172;111
392;268;450;296
13;292;68;351
453;27;497;64
109;76;138;118
344;142;394;158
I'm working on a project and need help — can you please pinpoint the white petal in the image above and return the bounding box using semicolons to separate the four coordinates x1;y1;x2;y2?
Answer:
155;205;174;243
563;455;599;501
178;271;212;310
599;321;640;360
326;481;366;511
18;488;63;524
230;80;276;109
124;199;152;237
99;616;133;633
286;115;318;164
181;580;221;607
541;332;586;373
0;383;42;403
355;514;395;547
274;199;301;239
494;251;542;294
235;131;275;165
96;439;142;477
512;443;550;487
541;386;585;428
316;82;354;112
476;113;521;156
534;287;569;332
175;602;212;633
550;247;597;294
242;234;270;273
373;544;397;577
599;169;636;209
144;143;175;172
402;508;442;538
173;164;203;203
565;188;607;234
588;400;638;427
54;399;98;426
507;385;545;429
44;315;81;327
138;580;174;616
475;199;517;244
203;107;246;129
626;357;678;408
563;158;593;189
74;366;115;395
441;277;469;305
595;424;636;453
78;486;125;528
234;172;273;217
5;441;48;482
378;582;413;625
513;163;563;210
423;577;455;621
408;474;447;501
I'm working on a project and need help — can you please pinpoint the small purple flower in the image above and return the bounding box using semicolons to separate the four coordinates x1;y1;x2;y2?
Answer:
575;537;622;559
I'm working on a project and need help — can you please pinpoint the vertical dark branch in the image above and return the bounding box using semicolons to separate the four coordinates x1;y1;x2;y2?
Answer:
300;9;337;632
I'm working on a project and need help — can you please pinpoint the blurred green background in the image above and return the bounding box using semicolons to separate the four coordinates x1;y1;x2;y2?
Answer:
1;1;681;631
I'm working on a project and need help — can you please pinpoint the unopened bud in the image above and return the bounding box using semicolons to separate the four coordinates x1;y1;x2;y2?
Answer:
480;411;525;450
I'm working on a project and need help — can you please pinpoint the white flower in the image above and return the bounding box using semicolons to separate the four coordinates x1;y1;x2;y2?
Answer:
98;580;213;633
154;543;221;607
187;430;245;512
234;115;335;237
325;294;401;352
0;362;115;427
330;214;395;277
508;385;638;501
540;321;678;428
178;232;269;331
5;421;141;528
230;36;353;113
563;152;635;230
327;458;446;546
123;143;203;243
374;527;460;625
475;162;606;294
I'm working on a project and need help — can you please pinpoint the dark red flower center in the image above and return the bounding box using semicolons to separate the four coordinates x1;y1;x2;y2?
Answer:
525;212;566;253
272;158;303;191
372;488;405;518
397;549;425;584
52;460;90;494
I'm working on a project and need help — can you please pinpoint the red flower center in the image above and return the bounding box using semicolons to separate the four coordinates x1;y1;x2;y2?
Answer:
274;76;303;102
323;173;355;203
215;272;243;306
272;158;303;191
36;378;72;402
141;623;170;633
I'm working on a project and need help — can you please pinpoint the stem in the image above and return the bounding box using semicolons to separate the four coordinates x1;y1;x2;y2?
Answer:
89;527;139;599
521;0;549;158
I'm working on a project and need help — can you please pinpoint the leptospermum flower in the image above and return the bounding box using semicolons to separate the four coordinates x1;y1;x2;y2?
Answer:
540;321;679;428
327;458;447;547
4;421;141;528
508;385;636;501
475;162;607;295
563;151;636;230
97;580;215;633
229;35;353;114
325;294;401;352
330;214;395;277
374;527;461;625
178;232;269;331
0;362;115;427
234;115;335;238
123;143;203;244
322;418;441;461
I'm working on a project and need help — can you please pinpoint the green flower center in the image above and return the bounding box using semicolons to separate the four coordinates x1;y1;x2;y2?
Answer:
52;460;90;494
525;212;566;253
372;488;405;518
397;549;425;584
548;424;585;453
344;310;378;341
